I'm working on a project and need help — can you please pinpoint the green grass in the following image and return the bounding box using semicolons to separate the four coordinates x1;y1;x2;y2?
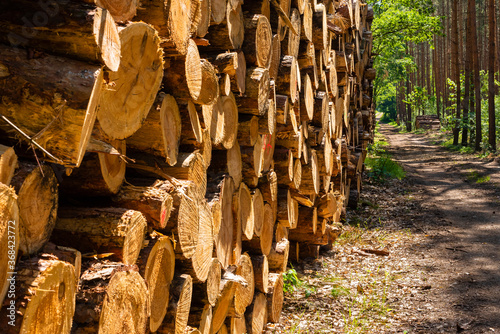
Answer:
466;170;491;183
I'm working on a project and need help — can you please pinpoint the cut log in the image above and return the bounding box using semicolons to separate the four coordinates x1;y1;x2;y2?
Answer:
250;255;269;294
202;2;245;50
235;183;254;241
158;274;193;334
281;8;301;58
266;272;284;323
242;14;273;68
203;93;239;150
276;55;299;103
136;0;201;55
235;67;270;116
238;116;260;147
301;2;313;41
137;234;176;332
251;189;265;239
299;149;320;195
230;316;247;334
0;145;17;186
127;93;181;166
312;4;328;50
211;176;235;269
257;170;278;221
245;292;268;334
277;189;298;228
191;257;222;308
61;138;126;196
208;51;246;95
52;207;147;265
11;163;58;256
0;256;76;334
95;0;138;22
189;304;213;334
41;243;82;285
197;0;211;37
269;34;282;80
232;253;255;316
0;45;103;167
97;22;164;139
242;203;274;256
241;137;265;184
211;0;227;24
267;238;289;273
0;3;120;71
242;0;271;20
211;277;236;334
0;183;19;306
73;262;148;334
178;199;214;282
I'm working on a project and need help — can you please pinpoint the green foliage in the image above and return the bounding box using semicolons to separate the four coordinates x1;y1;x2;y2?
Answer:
365;127;406;182
368;0;442;122
466;170;490;184
282;268;302;294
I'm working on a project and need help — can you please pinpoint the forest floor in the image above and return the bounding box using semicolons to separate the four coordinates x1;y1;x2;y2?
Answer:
268;122;500;333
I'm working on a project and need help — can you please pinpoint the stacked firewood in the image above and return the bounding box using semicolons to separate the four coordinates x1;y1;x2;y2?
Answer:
0;0;375;333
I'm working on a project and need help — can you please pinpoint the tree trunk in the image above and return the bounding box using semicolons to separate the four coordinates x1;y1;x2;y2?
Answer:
488;0;497;151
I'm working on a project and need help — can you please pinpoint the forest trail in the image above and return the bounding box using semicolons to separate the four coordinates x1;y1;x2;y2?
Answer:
380;123;500;333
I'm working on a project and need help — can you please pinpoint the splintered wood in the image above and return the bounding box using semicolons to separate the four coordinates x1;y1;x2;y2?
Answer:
0;0;375;332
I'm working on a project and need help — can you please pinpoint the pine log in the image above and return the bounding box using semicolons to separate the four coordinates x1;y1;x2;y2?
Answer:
203;93;239;150
277;188;298;228
299;149;320;195
210;176;235;269
127;93;181;166
301;73;315;121
211;277;236;334
210;142;242;189
0;45;103;167
211;0;227;24
235;67;270;116
197;0;211;37
266;272;284;323
257;169;278;222
189;304;213;334
229;316;247;334
273;148;295;188
317;192;337;219
0;2;120;71
137;234;176;332
245;293;268;334
242;203;274;256
0;256;76;334
276;55;299;103
267;238;289;273
291;206;318;235
136;0;201;56
312;4;328;50
276;130;302;159
276;94;289;125
0;145;17;186
241;137;265;184
0;184;19;306
191;258;222;308
202;2;245;50
275;222;289;242
232;253;255;316
52;207;147;265
238;116;260;147
95;0;138;22
97;22;164;139
281;8;301;58
178;199;214;282
301;2;313;42
11;163;58;256
269;34;282;80
269;0;291;40
242;0;271;20
41;243;82;285
208;51;246;95
250;255;269;294
158;274;193;334
234;183;254;242
251;189;265;238
61;138;126;196
73;262;148;334
242;14;273;68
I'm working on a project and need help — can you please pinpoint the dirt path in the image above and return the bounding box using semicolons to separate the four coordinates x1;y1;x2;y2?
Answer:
380;123;500;333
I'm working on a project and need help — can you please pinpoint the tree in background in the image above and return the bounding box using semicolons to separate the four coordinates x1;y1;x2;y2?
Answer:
488;0;497;151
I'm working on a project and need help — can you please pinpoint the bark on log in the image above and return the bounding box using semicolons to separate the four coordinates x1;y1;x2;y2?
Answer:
202;1;245;50
158;274;193;334
136;0;201;55
207;51;246;95
137;234;176;332
266;272;284;323
97;22;164;139
267;238;289;273
242;203;274;256
61;138;126;196
242;14;273;68
245;292;268;334
276;55;299;103
0;145;17;186
0;45;103;167
127;93;181;166
73;262;148;334
95;0;138;22
235;67;270;117
11;163;58;256
250;255;269;294
0;256;76;334
277;188;298;228
0;2;121;71
281;8;301;58
52;207;147;265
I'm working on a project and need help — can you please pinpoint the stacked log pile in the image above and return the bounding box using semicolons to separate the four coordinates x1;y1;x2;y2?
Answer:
0;0;375;332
